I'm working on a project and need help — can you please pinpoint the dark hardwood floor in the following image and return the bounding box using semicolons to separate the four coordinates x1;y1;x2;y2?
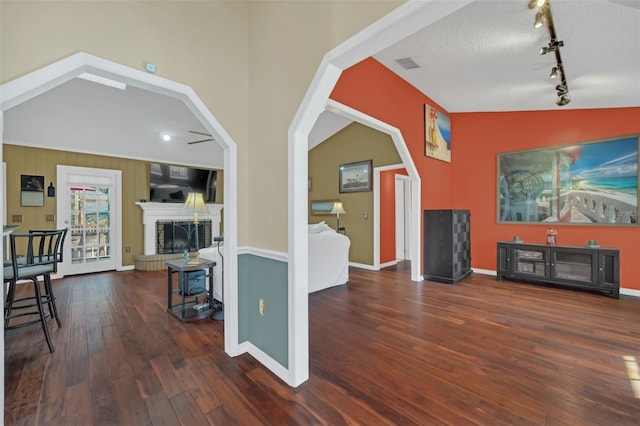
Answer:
5;262;640;425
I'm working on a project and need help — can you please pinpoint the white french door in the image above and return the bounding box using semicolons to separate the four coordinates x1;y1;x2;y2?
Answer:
57;165;121;276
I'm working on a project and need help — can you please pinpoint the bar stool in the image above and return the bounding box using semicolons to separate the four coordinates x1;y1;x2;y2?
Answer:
3;230;65;352
28;228;68;327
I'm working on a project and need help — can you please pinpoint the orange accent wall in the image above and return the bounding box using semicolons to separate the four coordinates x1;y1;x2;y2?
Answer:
380;168;408;263
452;109;640;290
331;57;640;290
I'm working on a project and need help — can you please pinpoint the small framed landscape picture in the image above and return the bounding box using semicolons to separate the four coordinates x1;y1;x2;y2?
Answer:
339;160;372;193
20;174;45;207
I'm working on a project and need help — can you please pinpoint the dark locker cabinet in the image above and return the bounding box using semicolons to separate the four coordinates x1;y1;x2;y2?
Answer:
424;209;471;284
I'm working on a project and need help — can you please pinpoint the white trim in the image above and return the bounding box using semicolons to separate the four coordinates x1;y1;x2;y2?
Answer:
373;163;404;268
245;342;292;384
349;261;378;271
380;260;399;269
237;246;288;263
326;101;422;282
0;51;241;374
472;268;497;276
287;0;476;387
621;288;640;298
57;165;122;276
117;265;135;272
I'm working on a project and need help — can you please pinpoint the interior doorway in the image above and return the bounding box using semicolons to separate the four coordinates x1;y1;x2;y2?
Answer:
395;174;411;262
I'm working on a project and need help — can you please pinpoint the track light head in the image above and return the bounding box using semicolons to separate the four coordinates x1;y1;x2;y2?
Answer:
555;84;568;95
528;0;546;9
550;67;558;78
556;94;571;106
534;10;545;28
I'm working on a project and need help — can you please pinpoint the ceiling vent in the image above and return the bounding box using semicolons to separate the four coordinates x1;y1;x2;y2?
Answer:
395;57;420;70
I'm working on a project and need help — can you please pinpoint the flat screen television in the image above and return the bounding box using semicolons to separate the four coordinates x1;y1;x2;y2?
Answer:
149;163;217;203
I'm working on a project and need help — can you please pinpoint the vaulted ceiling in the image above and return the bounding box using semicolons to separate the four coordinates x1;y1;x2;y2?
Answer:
3;0;639;162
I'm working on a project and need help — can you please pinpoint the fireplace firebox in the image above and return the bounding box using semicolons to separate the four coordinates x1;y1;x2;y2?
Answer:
156;220;212;254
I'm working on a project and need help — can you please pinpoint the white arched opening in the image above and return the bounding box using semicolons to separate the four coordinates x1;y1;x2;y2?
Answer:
0;52;241;386
287;1;473;386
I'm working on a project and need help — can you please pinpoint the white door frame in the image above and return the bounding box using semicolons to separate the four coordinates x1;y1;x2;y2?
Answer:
396;174;411;261
288;1;471;386
373;163;413;269
0;52;240;371
57;165;122;276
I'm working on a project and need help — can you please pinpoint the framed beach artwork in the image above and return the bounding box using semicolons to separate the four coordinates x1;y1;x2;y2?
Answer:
310;200;339;215
424;103;451;163
497;135;639;225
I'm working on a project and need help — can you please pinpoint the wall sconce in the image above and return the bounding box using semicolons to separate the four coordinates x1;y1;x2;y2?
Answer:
47;182;55;197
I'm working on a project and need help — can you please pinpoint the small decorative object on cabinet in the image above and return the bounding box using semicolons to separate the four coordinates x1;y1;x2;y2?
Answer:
496;241;619;298
424;209;471;284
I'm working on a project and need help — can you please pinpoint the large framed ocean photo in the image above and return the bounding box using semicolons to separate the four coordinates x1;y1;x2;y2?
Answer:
497;135;639;225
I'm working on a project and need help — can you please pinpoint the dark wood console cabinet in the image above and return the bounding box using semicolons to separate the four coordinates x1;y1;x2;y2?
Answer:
497;241;619;298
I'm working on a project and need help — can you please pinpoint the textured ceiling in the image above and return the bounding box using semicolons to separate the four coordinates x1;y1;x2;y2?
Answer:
3;0;639;164
373;0;640;112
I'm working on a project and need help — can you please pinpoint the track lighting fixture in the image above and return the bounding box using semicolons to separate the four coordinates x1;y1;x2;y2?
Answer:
529;0;570;107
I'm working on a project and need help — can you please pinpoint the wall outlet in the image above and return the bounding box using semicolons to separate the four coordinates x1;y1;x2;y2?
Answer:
45;214;55;222
12;214;23;223
259;298;265;316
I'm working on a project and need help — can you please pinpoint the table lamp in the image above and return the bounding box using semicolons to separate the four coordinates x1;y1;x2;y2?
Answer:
330;201;346;231
182;192;209;264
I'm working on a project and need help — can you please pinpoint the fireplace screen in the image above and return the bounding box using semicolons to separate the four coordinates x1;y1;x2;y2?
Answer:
156;220;212;254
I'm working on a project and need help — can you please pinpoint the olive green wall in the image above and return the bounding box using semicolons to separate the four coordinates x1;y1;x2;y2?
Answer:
308;122;401;265
3;144;224;266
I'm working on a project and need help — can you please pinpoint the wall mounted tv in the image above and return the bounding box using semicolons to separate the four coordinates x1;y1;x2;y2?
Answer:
149;163;217;203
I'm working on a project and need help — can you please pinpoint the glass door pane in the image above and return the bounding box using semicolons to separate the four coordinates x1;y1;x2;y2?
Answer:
513;247;549;278
70;186;111;265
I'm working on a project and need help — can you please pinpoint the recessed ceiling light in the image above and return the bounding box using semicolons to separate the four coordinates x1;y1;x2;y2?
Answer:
162;134;171;142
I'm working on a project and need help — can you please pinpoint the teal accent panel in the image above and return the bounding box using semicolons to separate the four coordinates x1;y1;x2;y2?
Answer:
237;254;250;342
237;253;288;368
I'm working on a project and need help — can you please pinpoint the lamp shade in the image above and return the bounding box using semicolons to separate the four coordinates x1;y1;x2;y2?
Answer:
330;202;346;215
182;192;208;214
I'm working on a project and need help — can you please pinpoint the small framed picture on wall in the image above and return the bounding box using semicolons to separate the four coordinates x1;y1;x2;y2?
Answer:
20;174;45;207
339;160;372;193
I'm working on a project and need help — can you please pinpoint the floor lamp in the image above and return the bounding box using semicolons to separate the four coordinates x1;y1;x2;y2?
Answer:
330;201;346;232
182;192;209;264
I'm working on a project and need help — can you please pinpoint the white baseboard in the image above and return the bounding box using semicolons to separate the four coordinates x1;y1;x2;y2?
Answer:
379;260;398;269
472;268;496;276
472;268;639;298
348;261;377;270
118;265;135;271
240;341;294;386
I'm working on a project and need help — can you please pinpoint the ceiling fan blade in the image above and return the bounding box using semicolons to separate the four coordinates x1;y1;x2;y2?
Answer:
189;130;212;137
188;138;214;145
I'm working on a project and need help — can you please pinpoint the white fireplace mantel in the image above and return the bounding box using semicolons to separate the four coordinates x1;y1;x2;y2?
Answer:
135;202;223;255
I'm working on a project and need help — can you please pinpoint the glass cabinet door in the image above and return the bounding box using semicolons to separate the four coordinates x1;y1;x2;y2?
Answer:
513;247;549;278
551;249;596;284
